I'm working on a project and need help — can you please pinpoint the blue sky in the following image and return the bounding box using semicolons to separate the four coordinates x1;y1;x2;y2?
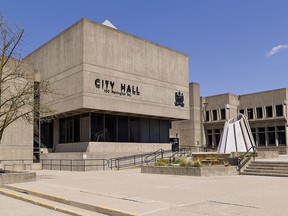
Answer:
1;0;288;96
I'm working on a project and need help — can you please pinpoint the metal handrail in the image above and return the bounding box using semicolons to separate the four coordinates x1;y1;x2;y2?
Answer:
236;146;257;171
108;149;171;170
169;148;187;163
144;149;165;165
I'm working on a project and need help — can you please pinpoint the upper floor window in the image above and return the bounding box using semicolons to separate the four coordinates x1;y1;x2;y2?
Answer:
265;106;273;118
212;110;217;121
220;109;226;120
239;109;244;115
247;108;254;119
276;105;283;116
256;107;263;118
205;111;210;121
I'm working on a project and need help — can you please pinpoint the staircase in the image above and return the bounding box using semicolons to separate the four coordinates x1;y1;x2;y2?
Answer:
242;161;288;177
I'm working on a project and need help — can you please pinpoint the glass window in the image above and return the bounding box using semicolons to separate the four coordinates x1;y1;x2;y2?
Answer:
105;115;117;142
139;118;150;143
258;127;265;146
277;126;286;145
214;129;221;147
74;116;80;142
41;121;53;148
276;105;283;116
239;109;244;115
207;129;213;148
118;116;129;142
130;117;140;142
91;114;104;141
67;117;74;143
256;107;263;118
220;109;226;120
60;118;66;143
212;110;217;121
266;106;273;118
267;127;275;145
205;111;210;121
247;108;254;119
150;119;160;143
160;120;170;143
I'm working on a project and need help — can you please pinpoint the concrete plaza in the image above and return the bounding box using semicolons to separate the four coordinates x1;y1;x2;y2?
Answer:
1;166;288;216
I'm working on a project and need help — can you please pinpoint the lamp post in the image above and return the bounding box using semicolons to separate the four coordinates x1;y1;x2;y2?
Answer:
203;102;208;152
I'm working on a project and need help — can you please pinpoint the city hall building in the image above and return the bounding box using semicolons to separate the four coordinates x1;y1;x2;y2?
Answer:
24;18;189;159
171;83;288;154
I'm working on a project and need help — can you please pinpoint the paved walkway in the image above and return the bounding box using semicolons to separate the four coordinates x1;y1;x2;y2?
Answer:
3;166;288;216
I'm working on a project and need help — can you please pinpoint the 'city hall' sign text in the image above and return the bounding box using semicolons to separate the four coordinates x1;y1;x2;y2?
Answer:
95;78;140;97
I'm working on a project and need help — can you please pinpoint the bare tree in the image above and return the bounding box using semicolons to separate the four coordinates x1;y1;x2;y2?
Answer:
0;16;54;143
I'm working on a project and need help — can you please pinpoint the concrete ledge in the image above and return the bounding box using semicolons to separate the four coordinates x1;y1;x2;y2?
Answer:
0;171;36;187
0;163;40;171
0;189;85;216
257;150;279;159
5;185;137;216
141;165;238;177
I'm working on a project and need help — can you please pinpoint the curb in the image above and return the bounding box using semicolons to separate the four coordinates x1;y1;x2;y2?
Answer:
4;185;138;216
0;188;86;216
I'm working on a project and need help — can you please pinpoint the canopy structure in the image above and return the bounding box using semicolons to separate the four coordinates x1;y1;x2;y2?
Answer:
217;113;256;153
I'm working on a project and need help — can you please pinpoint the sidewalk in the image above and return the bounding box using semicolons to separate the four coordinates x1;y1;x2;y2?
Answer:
5;168;288;216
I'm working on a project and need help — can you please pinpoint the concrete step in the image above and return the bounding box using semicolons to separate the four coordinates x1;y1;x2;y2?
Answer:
2;185;137;216
251;161;288;167
242;160;288;177
246;165;288;170
241;171;288;177
0;187;105;216
244;169;288;174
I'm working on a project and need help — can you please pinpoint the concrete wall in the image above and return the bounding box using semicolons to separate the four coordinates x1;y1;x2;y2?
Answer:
0;172;36;187
171;83;202;147
0;60;34;161
82;19;189;119
26;18;189;120
0;120;33;161
141;166;238;176
49;142;171;157
25;20;84;114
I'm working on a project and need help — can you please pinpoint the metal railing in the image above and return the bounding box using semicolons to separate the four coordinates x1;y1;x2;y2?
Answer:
41;159;108;171
169;148;187;163
31;145;218;171
144;149;165;165
108;153;147;170
236;146;257;171
108;149;172;170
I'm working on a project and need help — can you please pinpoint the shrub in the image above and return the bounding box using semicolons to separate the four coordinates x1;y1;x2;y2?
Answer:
179;158;188;167
173;158;182;164
154;159;169;166
193;159;202;167
187;161;194;167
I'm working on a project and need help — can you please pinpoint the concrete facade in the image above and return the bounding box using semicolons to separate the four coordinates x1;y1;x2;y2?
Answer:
25;18;189;156
0;60;34;162
172;83;288;154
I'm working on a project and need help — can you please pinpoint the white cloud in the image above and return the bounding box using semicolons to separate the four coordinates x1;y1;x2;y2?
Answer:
266;44;288;57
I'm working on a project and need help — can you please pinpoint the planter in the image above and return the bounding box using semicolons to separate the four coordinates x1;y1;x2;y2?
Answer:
0;170;36;187
141;165;238;177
